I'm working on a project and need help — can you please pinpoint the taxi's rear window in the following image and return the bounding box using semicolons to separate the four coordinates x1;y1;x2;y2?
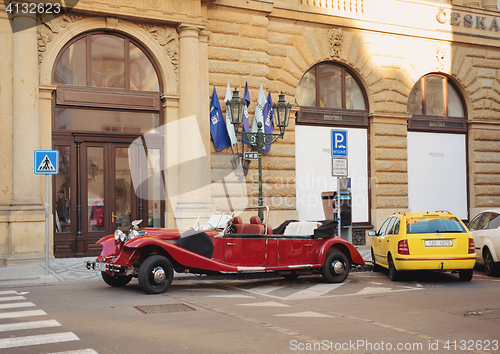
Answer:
406;216;467;234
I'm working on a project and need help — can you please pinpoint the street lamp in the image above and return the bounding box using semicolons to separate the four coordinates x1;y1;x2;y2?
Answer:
226;88;292;220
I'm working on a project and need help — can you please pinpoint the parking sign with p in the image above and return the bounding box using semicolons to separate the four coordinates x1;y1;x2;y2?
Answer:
331;129;348;158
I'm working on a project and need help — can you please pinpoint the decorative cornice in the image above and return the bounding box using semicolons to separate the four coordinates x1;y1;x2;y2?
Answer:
37;13;85;68
138;23;179;81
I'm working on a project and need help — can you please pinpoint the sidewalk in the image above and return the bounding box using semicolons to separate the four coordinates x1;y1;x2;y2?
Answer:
0;246;372;288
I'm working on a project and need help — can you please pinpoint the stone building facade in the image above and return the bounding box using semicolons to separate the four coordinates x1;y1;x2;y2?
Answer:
0;0;499;264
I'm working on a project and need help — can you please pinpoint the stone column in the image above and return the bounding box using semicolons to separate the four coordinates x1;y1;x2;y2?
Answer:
6;8;45;265
12;10;41;204
175;24;213;227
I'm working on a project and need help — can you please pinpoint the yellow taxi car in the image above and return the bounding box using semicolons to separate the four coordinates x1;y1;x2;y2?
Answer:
369;211;476;281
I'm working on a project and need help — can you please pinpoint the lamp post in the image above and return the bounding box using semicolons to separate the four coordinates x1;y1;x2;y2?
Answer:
226;88;292;220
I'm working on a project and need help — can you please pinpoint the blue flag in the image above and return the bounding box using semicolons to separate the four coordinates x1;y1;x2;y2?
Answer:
262;92;274;153
210;87;231;151
243;82;250;133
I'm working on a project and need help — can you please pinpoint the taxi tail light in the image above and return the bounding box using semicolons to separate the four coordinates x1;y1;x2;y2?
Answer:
398;239;410;255
468;238;475;254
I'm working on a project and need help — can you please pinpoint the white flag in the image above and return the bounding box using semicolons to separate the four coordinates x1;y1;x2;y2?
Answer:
224;83;238;145
251;85;266;133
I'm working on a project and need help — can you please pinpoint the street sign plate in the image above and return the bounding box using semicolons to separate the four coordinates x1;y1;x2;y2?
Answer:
34;150;59;175
331;129;348;158
243;152;258;160
332;158;348;177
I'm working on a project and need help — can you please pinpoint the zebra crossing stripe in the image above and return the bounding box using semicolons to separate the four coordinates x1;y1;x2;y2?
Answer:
0;302;35;310
47;350;98;354
0;291;17;296
0;332;79;349
0;319;61;332
0;309;46;319
0;296;26;302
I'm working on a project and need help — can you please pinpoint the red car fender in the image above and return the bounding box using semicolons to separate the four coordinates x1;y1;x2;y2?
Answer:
125;236;238;272
96;235;120;259
316;237;365;266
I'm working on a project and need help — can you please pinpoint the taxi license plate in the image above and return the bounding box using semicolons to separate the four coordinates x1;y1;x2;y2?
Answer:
424;239;453;247
94;261;107;271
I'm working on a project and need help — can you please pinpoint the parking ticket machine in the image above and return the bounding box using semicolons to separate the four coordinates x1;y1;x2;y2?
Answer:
332;178;352;243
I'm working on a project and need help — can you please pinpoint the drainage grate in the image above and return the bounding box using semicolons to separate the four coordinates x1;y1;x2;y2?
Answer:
134;304;196;314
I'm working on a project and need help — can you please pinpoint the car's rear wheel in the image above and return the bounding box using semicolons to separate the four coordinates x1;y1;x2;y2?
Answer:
484;248;499;277
101;272;133;287
371;248;383;272
322;251;350;283
459;269;473;281
388;254;400;281
138;255;174;294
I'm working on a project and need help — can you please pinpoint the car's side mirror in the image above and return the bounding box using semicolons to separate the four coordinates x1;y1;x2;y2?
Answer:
368;231;377;236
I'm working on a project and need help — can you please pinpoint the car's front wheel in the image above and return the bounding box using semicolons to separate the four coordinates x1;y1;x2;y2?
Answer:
138;255;174;294
484;248;499;277
101;272;133;287
322;251;350;283
459;269;473;281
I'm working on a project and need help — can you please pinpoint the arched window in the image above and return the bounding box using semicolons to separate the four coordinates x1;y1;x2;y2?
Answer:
52;32;162;133
296;62;368;126
54;33;159;91
407;74;466;133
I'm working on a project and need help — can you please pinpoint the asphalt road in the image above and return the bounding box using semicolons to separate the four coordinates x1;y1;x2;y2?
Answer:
0;268;499;354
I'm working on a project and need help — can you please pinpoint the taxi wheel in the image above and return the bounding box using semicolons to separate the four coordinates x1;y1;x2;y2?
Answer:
388;254;400;281
484;248;499;277
459;269;473;281
101;272;132;287
138;255;174;294
322;251;350;283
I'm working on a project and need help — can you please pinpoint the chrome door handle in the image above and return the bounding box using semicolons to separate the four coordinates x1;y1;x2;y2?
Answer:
305;244;312;247
227;243;236;246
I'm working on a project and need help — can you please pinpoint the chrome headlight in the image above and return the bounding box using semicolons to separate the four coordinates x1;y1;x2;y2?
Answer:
114;229;125;242
128;229;140;241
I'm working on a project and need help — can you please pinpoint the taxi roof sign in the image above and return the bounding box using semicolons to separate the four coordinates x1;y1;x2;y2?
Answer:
34;150;59;175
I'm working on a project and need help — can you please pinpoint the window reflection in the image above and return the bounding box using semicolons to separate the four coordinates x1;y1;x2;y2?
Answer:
54;108;159;133
54;38;87;86
408;75;465;118
54;146;71;233
425;76;445;116
296;70;316;106
296;62;366;111
91;35;125;88
318;64;342;108
88;147;105;231
345;72;365;110
130;43;159;91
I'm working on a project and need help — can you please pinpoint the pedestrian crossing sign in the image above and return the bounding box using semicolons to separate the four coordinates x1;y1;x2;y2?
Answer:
34;150;59;175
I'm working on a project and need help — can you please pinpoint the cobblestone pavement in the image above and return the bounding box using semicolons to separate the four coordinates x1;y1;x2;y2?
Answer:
0;247;372;288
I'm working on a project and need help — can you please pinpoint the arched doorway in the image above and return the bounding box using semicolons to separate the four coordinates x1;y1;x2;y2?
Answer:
407;74;468;219
295;61;370;231
52;32;165;257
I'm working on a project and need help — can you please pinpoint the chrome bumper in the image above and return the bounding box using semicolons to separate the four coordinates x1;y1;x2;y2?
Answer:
85;260;127;274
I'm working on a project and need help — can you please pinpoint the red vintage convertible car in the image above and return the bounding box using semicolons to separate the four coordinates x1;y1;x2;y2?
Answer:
86;207;365;294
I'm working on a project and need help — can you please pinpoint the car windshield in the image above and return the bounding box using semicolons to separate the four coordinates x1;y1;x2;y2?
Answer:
199;212;232;230
406;216;467;234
